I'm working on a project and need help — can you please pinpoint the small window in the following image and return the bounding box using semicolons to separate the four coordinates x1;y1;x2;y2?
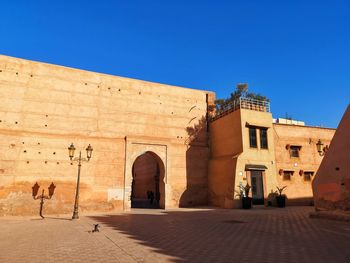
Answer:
260;128;268;149
249;127;257;148
304;172;314;181
283;171;293;181
289;146;301;158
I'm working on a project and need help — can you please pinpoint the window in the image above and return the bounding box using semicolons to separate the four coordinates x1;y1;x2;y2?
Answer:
283;171;293;181
249;127;257;148
304;172;314;181
260;128;268;149
289;146;301;158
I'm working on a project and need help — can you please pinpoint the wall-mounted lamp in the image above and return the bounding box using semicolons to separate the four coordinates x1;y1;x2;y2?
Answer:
316;139;329;156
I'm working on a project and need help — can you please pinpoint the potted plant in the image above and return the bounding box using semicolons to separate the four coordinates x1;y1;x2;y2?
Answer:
236;182;252;209
276;186;287;208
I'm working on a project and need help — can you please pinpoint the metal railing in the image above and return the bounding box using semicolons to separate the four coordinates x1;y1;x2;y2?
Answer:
212;97;270;121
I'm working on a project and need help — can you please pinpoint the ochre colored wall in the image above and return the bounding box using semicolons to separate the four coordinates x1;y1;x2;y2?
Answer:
208;110;242;208
0;55;214;215
312;105;350;212
273;124;335;205
209;109;277;208
235;109;277;207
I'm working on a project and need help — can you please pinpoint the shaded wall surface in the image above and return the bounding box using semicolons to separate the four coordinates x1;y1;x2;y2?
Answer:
0;55;214;215
274;124;335;205
209;109;277;208
313;105;350;212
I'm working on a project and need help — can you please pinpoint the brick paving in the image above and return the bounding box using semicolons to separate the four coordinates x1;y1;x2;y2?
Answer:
1;206;350;263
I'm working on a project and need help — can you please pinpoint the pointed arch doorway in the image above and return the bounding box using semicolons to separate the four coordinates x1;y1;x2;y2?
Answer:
131;151;165;209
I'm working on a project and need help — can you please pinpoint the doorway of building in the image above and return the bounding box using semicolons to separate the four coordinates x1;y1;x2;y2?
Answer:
131;151;165;209
251;170;264;205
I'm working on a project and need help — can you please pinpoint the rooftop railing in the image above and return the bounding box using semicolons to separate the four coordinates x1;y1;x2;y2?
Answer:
212;97;270;121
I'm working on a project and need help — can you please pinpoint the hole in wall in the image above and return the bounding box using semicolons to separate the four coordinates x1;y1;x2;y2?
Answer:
30;74;33;77
37;142;40;145
38;152;41;154
16;72;18;75
23;150;27;153
85;83;87;85
27;161;29;164
45;124;47;127
15;121;18;124
118;89;121;91
57;162;59;165
336;167;340;171
53;152;56;155
45;161;47;164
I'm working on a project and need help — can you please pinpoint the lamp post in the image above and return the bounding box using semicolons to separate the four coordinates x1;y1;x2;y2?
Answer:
316;139;329;156
68;143;93;219
32;182;56;219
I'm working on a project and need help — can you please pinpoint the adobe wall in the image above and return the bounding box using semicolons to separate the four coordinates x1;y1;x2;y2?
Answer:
209;108;277;208
235;109;278;207
0;55;214;216
273;124;335;205
312;105;350;212
208;110;242;208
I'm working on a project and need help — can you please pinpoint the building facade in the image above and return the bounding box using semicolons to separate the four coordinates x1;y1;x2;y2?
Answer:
0;55;337;215
208;100;335;208
0;55;215;216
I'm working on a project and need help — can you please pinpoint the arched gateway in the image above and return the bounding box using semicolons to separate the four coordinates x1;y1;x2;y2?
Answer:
123;139;168;210
131;151;165;208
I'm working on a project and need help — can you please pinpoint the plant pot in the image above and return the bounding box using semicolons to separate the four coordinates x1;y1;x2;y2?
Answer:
276;195;286;208
242;197;252;209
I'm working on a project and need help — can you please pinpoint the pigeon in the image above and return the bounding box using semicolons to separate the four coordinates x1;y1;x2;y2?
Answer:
92;224;100;233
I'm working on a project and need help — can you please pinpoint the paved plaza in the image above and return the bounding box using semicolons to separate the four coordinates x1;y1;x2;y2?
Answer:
1;206;350;263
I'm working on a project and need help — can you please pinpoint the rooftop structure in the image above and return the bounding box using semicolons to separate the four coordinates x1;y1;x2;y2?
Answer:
212;97;270;121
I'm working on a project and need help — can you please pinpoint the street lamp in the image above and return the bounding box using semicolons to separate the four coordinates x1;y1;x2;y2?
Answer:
68;143;93;219
316;139;329;156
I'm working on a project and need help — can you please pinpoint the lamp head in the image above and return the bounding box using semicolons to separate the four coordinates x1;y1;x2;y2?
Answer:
68;143;76;160
86;144;93;160
316;139;324;155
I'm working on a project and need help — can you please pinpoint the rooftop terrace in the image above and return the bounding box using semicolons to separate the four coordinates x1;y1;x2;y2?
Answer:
212;97;271;121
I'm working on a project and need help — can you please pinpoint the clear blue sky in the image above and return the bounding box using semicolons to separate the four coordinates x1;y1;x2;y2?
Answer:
1;0;349;128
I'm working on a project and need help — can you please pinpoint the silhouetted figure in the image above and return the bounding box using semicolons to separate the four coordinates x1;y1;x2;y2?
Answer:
149;191;154;205
155;191;160;206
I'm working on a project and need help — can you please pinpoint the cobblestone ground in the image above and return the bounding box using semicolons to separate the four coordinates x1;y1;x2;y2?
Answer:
1;206;350;263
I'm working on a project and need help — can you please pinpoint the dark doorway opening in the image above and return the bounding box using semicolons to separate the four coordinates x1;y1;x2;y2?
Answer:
131;152;165;209
251;170;264;205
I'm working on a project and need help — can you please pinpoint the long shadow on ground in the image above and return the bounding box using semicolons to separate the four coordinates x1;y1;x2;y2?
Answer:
89;208;350;263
